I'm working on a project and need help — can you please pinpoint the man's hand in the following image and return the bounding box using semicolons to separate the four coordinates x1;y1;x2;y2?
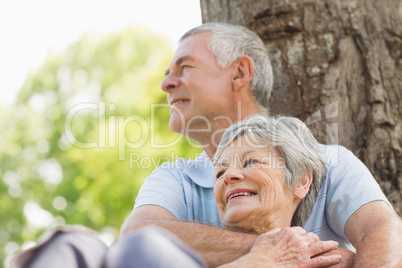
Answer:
317;248;355;267
221;227;342;267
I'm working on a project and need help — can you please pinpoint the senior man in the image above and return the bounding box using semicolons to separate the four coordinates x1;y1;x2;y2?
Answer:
121;23;402;267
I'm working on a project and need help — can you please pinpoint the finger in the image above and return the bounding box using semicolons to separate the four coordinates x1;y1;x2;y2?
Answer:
310;254;342;267
309;241;339;257
288;226;306;235
305;232;320;242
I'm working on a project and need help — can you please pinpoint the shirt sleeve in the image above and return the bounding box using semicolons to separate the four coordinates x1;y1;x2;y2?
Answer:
134;161;188;220
324;145;392;238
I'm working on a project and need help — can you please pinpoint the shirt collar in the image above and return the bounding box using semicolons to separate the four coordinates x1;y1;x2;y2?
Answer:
183;151;215;188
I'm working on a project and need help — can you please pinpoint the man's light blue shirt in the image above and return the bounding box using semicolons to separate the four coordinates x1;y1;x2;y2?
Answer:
134;144;391;251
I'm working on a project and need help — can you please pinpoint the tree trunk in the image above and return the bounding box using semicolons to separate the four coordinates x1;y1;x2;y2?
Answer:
200;0;402;215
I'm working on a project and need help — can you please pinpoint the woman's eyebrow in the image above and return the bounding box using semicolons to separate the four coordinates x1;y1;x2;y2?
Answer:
215;159;229;168
215;150;256;167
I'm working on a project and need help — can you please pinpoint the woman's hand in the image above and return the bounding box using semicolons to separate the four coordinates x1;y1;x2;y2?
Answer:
315;248;355;267
220;227;342;267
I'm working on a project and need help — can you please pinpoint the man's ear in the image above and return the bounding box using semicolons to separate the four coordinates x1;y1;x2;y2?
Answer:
294;172;313;200
232;56;255;92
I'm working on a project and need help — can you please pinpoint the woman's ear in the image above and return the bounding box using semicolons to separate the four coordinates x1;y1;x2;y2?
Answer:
232;56;255;92
294;172;313;200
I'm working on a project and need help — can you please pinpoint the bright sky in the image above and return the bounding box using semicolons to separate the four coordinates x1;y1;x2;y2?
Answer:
0;0;202;107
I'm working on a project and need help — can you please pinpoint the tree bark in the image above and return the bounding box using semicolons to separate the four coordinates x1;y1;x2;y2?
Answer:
200;0;402;215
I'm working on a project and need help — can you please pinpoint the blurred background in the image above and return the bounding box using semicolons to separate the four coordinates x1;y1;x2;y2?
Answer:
0;0;202;266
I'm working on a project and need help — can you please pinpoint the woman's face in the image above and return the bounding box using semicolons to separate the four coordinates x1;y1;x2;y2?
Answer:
214;136;300;233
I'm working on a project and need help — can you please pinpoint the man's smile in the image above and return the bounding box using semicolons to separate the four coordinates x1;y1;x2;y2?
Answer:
170;99;190;106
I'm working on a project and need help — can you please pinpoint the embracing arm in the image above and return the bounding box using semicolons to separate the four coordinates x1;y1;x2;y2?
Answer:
345;200;402;267
121;205;342;267
120;205;257;267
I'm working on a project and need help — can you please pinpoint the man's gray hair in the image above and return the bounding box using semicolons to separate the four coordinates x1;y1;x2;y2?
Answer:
180;23;273;110
213;114;327;227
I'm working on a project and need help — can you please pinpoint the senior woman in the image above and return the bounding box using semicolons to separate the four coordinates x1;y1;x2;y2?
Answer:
212;114;354;267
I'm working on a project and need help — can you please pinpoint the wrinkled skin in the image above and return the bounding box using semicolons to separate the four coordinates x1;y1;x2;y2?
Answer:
214;136;304;233
220;227;343;267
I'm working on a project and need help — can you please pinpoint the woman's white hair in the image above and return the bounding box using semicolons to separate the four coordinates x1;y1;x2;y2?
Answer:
180;23;273;111
213;114;327;227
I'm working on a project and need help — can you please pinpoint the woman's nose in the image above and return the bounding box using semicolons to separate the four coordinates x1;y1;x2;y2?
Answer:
160;75;179;93
223;168;245;186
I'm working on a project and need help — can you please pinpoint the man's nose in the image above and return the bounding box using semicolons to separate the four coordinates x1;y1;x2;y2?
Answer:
223;168;245;186
161;75;179;93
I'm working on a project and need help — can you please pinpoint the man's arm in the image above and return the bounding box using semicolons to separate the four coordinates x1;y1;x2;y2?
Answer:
345;200;402;267
121;205;257;267
121;205;341;267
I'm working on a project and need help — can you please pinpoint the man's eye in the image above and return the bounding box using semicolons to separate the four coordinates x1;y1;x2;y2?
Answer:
182;65;189;70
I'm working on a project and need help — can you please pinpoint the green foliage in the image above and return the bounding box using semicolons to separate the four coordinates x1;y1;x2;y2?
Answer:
0;27;202;266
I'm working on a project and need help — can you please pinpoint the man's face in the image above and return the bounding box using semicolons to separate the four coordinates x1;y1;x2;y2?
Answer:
161;32;237;138
213;136;297;233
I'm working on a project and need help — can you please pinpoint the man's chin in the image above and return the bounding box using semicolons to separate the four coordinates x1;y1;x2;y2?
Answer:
168;119;186;135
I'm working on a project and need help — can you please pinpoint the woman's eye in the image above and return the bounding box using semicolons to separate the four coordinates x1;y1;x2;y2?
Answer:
182;65;189;70
244;159;260;167
215;170;225;179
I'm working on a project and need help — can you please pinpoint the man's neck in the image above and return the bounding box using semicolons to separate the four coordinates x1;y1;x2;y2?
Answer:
201;135;221;160
193;102;265;159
